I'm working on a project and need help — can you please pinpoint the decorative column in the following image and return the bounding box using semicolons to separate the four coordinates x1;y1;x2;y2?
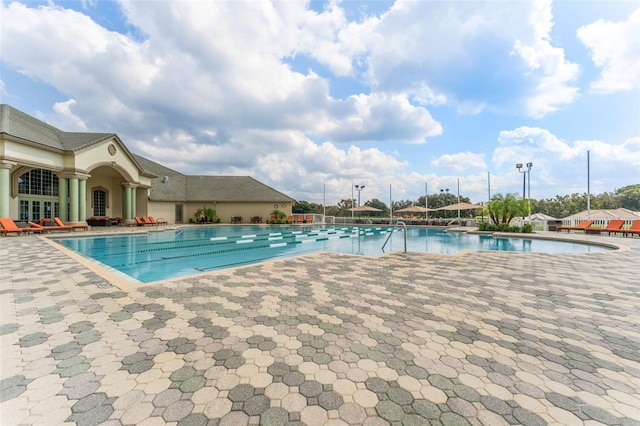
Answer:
58;177;68;220
131;186;137;219
122;183;138;225
124;186;132;220
0;163;12;218
69;178;79;222
78;179;87;222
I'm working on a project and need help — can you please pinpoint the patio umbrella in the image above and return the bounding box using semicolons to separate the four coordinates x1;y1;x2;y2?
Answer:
348;205;382;212
395;205;435;219
395;206;436;213
436;202;484;211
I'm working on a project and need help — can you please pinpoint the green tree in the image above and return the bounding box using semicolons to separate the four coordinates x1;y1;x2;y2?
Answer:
335;199;355;217
293;200;314;213
615;184;640;211
486;194;526;225
365;198;388;216
309;202;325;214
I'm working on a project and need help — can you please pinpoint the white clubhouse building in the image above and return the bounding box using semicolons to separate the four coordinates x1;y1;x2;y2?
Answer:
0;104;294;225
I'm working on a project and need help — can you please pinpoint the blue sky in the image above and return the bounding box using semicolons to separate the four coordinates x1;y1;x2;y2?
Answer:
1;0;639;206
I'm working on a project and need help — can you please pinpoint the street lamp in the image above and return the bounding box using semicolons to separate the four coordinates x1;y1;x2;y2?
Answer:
354;184;365;207
516;162;533;218
440;188;449;219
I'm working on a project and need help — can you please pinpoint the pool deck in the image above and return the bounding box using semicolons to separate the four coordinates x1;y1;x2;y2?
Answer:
1;228;639;425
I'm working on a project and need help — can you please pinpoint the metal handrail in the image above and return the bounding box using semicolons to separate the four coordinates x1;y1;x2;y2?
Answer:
158;219;183;234
381;220;407;253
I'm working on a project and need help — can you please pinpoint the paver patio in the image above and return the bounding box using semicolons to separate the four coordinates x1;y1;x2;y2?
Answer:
1;229;639;425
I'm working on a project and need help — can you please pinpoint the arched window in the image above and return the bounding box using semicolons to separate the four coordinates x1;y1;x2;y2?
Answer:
18;169;59;196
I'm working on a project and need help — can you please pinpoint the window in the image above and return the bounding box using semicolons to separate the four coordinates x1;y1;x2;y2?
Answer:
18;169;59;196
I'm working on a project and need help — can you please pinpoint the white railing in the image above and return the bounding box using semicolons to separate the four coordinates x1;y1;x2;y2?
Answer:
381;220;407;253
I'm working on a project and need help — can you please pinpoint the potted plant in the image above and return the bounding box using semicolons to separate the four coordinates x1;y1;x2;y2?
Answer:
269;209;287;224
194;207;219;224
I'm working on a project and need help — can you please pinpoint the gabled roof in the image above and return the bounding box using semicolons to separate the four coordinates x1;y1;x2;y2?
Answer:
132;154;187;201
522;213;557;221
0;104;113;151
185;175;294;202
562;208;640;220
132;154;295;203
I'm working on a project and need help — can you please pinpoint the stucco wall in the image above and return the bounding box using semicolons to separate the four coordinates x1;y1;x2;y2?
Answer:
3;140;64;169
187;202;292;223
147;201;177;223
78;139;152;188
85;174;125;218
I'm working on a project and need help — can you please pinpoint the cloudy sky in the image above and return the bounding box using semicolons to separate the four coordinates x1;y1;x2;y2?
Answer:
1;0;639;205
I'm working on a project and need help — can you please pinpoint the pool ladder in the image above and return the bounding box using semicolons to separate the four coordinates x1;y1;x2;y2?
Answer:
159;219;183;234
381;220;407;253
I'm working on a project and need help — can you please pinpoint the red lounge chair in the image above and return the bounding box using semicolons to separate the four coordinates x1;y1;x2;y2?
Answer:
556;220;593;233
621;220;640;237
142;216;154;225
288;215;294;223
296;215;304;223
135;216;147;226
46;217;73;232
39;218;53;226
148;216;167;225
586;219;625;235
28;221;46;234
0;218;31;236
55;217;88;231
305;215;313;223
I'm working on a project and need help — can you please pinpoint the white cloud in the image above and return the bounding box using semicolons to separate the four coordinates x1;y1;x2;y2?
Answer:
431;152;487;173
1;0;441;146
49;99;88;131
577;8;640;93
510;0;580;117
338;0;579;118
322;92;442;143
492;126;640;198
1;1;635;204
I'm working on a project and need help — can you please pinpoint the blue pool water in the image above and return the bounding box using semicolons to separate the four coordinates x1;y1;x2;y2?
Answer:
53;225;610;283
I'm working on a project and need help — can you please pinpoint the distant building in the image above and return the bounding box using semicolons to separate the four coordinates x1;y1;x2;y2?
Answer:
0;104;294;224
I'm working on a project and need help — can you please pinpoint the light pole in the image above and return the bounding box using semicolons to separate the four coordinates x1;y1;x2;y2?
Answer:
457;178;460;224
527;162;533;217
440;188;449;219
354;184;365;219
354;184;365;207
425;182;428;210
516;162;533;219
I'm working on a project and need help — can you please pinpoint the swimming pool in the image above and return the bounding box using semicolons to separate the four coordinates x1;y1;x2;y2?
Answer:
52;225;610;283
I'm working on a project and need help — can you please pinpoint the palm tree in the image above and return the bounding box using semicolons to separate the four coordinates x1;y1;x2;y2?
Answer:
486;194;527;225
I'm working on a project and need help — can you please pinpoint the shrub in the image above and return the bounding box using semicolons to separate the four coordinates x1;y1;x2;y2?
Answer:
477;221;533;233
194;207;218;223
478;222;493;231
